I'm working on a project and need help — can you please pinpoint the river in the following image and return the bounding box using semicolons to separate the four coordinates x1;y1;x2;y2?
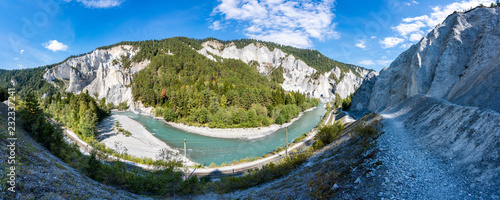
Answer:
114;104;326;165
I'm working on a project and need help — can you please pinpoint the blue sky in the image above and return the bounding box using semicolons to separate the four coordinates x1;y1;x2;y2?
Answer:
0;0;496;71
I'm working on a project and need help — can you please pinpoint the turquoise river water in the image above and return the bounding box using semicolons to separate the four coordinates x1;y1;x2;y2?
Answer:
114;104;326;165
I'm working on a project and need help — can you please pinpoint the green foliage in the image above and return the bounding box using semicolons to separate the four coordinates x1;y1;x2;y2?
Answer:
353;119;381;139
117;102;129;110
0;86;8;102
329;72;346;84
314;121;344;148
293;132;308;143
162;107;176;122
44;91;110;137
19;93;42;132
112;59;119;65
329;73;339;84
113;122;131;137
211;153;310;194
341;95;352;111
269;66;285;83
86;150;101;180
0;67;58;99
333;94;342;108
130;37;319;128
121;55;131;69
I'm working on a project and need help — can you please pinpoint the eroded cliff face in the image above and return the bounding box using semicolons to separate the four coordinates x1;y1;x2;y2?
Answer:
43;40;371;107
351;7;500;113
43;45;150;106
347;7;500;186
198;41;371;101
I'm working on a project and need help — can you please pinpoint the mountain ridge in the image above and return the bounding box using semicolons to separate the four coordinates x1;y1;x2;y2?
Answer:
348;6;500;188
351;7;500;115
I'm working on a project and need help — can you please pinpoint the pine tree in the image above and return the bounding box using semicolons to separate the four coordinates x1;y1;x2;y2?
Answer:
21;93;42;131
79;110;98;137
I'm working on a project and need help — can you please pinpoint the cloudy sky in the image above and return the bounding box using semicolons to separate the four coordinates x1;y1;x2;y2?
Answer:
0;0;496;71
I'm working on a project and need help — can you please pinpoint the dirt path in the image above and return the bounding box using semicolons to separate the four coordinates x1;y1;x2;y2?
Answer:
376;114;471;199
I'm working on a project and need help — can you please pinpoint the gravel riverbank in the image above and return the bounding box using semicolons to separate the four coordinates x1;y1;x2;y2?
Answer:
96;115;186;162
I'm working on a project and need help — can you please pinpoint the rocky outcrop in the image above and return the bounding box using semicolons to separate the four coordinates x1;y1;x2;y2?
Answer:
198;41;371;101
348;7;500;186
43;45;150;106
349;71;379;118
351;7;500;113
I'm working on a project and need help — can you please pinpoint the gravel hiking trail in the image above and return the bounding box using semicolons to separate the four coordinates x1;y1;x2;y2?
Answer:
376;113;474;199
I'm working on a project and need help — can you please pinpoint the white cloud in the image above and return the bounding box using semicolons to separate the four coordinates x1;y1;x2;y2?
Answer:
392;21;426;37
19;49;24;54
393;0;495;41
359;60;375;66
404;0;419;6
209;21;223;30
65;0;123;8
17;64;23;69
14;57;19;60
43;40;69;52
211;0;339;48
370;36;377;39
355;39;367;50
400;43;414;49
377;59;393;66
409;33;423;42
380;37;404;49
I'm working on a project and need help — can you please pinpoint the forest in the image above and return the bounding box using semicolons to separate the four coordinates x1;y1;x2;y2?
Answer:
129;37;320;128
0;67;58;98
43;90;111;139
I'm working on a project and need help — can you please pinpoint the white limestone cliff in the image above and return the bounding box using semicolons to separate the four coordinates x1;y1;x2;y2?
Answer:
348;7;500;185
43;45;150;106
198;41;371;101
351;7;500;113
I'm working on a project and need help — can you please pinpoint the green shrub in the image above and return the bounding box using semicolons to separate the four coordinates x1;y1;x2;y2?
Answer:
212;152;310;194
315;121;344;145
162;107;176;122
117;102;129;110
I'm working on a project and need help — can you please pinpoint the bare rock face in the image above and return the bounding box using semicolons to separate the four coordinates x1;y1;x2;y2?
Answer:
348;7;500;186
43;45;150;106
198;41;371;101
352;8;500;113
349;71;379;118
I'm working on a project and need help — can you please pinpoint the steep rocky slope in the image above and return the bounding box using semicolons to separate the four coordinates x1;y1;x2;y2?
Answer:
351;7;500;114
0;103;148;199
43;45;150;106
198;40;373;100
381;95;499;184
348;6;500;190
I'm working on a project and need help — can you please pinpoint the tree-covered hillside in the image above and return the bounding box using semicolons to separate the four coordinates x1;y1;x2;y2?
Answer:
128;38;319;128
0;67;59;98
